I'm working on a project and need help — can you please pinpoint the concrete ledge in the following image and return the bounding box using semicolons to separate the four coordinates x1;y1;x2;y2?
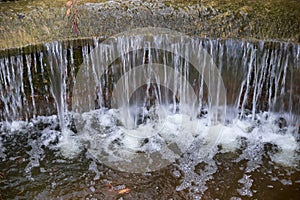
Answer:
0;0;299;50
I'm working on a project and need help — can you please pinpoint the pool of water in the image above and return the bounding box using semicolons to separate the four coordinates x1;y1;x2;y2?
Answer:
0;108;299;199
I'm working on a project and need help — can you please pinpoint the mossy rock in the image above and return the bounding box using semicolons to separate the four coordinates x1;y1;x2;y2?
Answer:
0;0;299;51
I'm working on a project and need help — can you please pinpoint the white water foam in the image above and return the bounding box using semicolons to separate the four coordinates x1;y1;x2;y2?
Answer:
71;107;207;172
55;128;83;159
0;109;298;171
47;108;300;171
219;113;299;167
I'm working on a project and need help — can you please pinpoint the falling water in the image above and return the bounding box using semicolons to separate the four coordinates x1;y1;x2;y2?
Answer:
0;33;299;199
45;42;69;129
0;38;299;123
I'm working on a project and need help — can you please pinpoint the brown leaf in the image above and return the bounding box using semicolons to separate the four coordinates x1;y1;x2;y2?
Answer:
118;188;131;194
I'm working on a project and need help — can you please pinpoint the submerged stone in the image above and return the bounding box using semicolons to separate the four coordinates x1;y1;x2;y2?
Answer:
275;117;287;129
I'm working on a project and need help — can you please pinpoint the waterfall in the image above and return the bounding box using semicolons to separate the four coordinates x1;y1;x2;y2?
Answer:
0;38;299;125
1;32;300;199
72;32;225;129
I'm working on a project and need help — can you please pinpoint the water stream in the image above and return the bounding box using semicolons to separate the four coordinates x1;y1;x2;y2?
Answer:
0;29;299;199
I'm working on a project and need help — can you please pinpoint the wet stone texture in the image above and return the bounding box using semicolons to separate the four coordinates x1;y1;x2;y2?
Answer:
0;0;300;51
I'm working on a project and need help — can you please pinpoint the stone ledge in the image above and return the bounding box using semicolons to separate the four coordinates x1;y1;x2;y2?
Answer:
0;0;299;50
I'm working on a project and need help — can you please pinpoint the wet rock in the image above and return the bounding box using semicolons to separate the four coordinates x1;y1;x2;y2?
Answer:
264;142;279;154
274;117;287;129
197;109;208;118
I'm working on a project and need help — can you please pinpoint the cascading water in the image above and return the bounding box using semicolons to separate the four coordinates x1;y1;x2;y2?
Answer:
0;28;299;199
